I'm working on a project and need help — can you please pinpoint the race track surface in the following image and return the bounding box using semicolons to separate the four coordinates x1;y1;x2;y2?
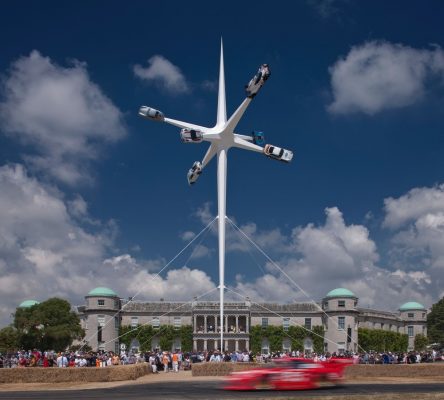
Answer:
1;381;444;399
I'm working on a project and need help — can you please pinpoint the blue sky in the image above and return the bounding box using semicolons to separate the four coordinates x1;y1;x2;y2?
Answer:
1;0;444;325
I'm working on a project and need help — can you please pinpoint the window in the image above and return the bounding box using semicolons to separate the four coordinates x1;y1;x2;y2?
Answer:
97;326;102;342
98;299;105;306
323;301;329;310
408;313;414;318
408;326;414;337
131;317;138;328
261;318;268;329
115;342;119;354
97;315;105;327
261;338;270;354
173;337;181;351
282;318;290;331
337;342;345;354
282;338;291;352
174;317;181;329
338;316;345;330
152;317;160;328
338;300;345;307
114;316;119;329
305;318;312;330
114;299;120;309
381;323;384;330
422;313;426;318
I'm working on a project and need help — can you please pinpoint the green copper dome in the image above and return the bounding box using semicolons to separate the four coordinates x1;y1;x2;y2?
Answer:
87;287;117;297
399;301;425;311
19;300;40;308
326;288;356;298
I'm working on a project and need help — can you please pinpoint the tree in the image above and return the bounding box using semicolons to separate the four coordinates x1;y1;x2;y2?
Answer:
428;297;444;345
0;326;19;353
13;298;84;351
414;334;428;351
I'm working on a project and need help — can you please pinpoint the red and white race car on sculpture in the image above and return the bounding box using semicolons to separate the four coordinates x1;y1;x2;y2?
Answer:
223;357;351;391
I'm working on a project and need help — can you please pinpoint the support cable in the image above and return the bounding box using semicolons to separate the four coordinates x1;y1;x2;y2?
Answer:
80;217;218;351
226;216;367;354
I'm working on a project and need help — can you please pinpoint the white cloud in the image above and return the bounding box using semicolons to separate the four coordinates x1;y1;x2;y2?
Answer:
122;266;217;302
180;231;196;241
0;163;218;326
134;55;190;94
1;165;440;327
225;206;434;311
383;184;444;229
328;41;444;115
384;185;444;273
0;50;126;185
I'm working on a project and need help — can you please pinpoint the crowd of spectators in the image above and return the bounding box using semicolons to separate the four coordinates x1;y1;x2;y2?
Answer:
0;349;145;368
0;348;442;369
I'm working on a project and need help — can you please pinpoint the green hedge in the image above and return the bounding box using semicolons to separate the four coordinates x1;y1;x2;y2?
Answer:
119;325;193;352
358;327;408;352
249;325;324;354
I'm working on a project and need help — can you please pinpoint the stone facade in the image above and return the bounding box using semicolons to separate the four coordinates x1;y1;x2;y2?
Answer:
77;287;427;353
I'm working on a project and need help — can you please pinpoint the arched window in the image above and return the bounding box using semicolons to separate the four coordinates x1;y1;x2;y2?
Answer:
282;338;291;352
261;338;270;355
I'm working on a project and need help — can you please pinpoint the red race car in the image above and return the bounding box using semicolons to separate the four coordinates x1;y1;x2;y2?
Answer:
223;357;351;391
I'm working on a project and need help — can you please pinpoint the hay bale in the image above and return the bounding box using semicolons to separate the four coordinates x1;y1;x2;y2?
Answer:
0;363;150;384
345;363;444;379
191;362;261;376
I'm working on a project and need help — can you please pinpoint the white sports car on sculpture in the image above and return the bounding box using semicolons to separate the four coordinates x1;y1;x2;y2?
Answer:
180;128;204;143
187;161;203;185
264;144;293;163
245;64;271;98
138;106;165;122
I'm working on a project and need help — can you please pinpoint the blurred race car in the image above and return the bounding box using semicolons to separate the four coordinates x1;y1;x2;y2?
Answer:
223;357;351;391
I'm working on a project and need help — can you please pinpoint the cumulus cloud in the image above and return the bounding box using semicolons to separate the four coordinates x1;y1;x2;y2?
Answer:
225;206;435;311
0;163;218;326
327;41;444;115
134;55;190;94
383;184;444;299
383;184;444;229
1;164;439;326
0;50;127;185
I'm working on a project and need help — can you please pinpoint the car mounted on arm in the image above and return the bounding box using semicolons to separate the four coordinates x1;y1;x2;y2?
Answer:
187;161;202;185
245;64;271;98
180;128;204;143
138;106;165;122
264;144;293;163
138;57;292;190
